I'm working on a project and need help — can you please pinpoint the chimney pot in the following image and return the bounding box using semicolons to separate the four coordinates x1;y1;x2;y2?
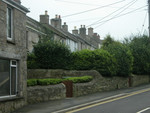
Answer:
59;15;61;19
64;22;66;25
45;10;48;15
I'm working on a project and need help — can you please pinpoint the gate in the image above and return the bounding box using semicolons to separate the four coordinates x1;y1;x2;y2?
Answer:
63;81;73;97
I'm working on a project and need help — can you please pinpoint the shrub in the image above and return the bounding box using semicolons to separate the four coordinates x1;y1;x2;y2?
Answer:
127;35;150;75
64;76;93;83
37;78;63;85
103;41;133;77
27;79;37;86
92;49;117;76
70;49;117;76
33;40;72;69
27;53;39;69
70;49;94;70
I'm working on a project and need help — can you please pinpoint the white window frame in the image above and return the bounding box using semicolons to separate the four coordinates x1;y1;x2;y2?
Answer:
0;60;18;99
10;60;18;96
7;6;13;40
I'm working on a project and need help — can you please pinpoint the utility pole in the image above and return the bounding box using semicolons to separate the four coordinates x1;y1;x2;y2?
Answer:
148;0;150;37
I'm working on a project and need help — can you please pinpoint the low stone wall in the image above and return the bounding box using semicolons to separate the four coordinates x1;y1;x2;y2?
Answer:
27;83;66;104
131;75;150;87
0;98;26;113
27;69;150;100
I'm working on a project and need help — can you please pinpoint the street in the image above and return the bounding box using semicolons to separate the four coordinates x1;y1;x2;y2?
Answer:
14;84;150;113
65;88;150;113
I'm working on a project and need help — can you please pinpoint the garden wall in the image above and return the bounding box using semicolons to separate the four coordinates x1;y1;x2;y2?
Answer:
27;83;66;104
27;69;150;100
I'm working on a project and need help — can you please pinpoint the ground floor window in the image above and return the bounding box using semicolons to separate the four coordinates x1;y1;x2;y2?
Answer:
0;59;18;97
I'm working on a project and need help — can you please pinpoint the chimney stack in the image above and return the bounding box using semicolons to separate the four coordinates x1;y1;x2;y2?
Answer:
88;27;94;37
51;14;62;29
62;22;68;32
40;10;49;24
14;0;21;4
79;25;86;38
72;26;78;35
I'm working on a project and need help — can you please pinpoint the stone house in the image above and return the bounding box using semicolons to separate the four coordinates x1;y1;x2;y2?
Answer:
27;11;102;52
0;0;29;112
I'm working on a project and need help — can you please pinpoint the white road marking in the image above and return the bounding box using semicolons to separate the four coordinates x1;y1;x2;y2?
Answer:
137;107;150;113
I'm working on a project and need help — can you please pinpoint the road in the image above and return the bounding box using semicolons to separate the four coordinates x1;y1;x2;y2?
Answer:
64;88;150;113
14;84;150;113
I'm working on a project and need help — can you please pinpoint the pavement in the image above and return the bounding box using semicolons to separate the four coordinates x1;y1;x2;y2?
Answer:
12;84;150;113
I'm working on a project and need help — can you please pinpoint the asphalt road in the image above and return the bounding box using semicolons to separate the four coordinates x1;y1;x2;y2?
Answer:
14;84;150;113
65;88;150;113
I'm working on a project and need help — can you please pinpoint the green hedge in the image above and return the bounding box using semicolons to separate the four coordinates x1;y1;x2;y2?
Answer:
27;79;37;86
37;78;63;85
127;35;150;75
27;76;93;86
70;49;117;76
64;76;93;83
103;42;133;77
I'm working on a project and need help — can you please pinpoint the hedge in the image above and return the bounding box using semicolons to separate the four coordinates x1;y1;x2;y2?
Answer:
27;76;93;86
103;41;133;77
64;76;93;83
70;49;117;76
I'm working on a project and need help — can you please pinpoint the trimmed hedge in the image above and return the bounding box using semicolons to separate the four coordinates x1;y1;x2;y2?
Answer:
37;78;62;85
64;76;93;83
27;79;37;86
27;76;93;86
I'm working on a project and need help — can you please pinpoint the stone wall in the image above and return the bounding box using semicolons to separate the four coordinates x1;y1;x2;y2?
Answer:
0;1;28;113
28;69;150;98
131;75;150;87
27;83;66;104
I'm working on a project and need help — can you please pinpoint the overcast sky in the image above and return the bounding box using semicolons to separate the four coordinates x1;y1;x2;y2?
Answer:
22;0;148;40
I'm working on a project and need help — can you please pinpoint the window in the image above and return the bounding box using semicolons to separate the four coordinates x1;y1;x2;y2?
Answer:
7;7;13;40
0;59;18;98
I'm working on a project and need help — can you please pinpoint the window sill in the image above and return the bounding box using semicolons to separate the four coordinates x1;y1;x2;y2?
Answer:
0;95;24;102
7;39;15;45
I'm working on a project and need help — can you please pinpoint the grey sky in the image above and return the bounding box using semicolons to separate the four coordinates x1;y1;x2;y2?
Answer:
22;0;148;40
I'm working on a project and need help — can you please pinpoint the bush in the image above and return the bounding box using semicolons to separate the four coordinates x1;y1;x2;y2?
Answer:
92;49;117;76
37;78;63;85
27;53;39;69
64;76;93;83
32;40;71;69
70;49;117;76
127;35;150;75
103;41;133;77
27;79;38;86
70;49;94;70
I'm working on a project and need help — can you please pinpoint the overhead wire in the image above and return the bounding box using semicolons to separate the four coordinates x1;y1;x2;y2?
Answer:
93;0;138;28
61;0;126;18
140;11;148;35
87;0;138;27
93;5;147;29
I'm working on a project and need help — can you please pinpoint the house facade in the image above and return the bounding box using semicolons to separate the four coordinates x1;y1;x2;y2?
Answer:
26;11;102;53
0;0;29;112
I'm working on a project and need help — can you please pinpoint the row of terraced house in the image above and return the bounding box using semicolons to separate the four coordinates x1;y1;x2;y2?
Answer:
0;0;102;113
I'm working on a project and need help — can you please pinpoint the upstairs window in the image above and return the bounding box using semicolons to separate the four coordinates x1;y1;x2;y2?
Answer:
7;7;13;40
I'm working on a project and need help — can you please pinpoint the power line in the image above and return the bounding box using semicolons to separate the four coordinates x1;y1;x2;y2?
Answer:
141;12;148;35
61;0;126;18
93;5;147;29
93;0;138;28
87;0;137;27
